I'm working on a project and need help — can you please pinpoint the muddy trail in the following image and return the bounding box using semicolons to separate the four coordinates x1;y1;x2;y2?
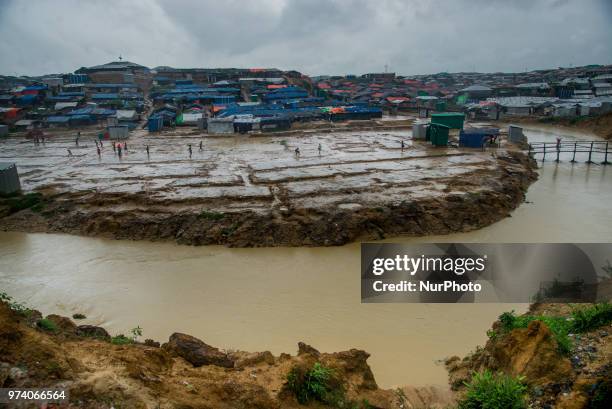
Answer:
0;129;537;247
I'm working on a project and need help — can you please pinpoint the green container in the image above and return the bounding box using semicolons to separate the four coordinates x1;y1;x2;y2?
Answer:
435;101;447;112
431;113;465;129
430;123;450;146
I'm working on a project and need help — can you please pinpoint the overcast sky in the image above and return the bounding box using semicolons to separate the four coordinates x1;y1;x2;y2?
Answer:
0;0;611;77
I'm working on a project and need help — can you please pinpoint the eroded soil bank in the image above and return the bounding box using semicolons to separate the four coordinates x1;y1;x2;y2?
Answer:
0;299;454;409
2;298;610;409
0;129;537;247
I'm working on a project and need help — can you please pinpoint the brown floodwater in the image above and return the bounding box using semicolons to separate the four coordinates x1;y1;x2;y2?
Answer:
0;125;611;388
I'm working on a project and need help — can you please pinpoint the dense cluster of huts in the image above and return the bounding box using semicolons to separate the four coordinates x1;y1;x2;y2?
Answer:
145;68;383;134
2;62;612;139
314;65;612;120
0;61;148;133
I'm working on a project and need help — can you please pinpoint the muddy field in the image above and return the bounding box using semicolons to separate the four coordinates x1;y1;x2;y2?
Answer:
0;126;537;246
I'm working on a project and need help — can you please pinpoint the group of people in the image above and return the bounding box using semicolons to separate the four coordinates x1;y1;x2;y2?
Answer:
64;133;208;160
294;143;323;158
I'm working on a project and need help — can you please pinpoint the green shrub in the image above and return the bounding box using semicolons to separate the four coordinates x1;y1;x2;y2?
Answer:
285;362;346;406
111;334;132;345
130;326;143;342
498;310;572;355
458;370;527;409
37;318;58;332
570;303;612;333
72;313;86;320
199;210;225;221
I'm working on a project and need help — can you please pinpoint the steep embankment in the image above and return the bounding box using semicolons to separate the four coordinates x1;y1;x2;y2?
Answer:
2;296;610;408
446;303;612;408
0;299;454;409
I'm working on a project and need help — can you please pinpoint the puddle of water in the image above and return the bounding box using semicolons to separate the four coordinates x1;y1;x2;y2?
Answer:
0;125;610;388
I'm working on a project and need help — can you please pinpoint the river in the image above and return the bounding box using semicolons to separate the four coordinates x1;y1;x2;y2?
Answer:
0;125;611;388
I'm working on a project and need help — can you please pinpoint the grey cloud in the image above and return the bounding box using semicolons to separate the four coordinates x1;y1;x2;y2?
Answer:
0;0;610;76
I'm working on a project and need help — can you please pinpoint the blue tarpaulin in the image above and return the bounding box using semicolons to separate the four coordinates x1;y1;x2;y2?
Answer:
46;116;71;123
91;93;119;100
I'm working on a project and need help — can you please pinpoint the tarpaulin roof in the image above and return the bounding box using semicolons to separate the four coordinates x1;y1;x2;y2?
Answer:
91;93;119;100
46;116;71;123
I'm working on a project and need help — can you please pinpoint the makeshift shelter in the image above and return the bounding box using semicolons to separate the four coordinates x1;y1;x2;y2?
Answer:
459;128;499;148
431;113;464;129
0;163;21;194
207;118;235;134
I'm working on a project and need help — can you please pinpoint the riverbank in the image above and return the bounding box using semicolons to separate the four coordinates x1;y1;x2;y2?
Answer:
0;297;454;409
0;132;537;247
2;296;610;408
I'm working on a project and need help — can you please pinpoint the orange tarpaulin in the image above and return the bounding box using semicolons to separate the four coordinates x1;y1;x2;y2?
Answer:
1;108;20;118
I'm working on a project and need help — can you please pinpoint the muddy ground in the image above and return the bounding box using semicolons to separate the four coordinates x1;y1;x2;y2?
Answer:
0;124;537;246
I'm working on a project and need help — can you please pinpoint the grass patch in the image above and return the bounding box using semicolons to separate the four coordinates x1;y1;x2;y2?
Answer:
285;362;347;407
498;303;612;355
570;303;612;333
458;370;527;409
111;326;143;345
72;313;86;320
37;318;58;332
110;334;133;345
499;311;572;355
199;210;225;221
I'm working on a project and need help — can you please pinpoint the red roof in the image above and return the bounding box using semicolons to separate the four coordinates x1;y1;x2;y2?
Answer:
267;84;287;89
317;83;331;89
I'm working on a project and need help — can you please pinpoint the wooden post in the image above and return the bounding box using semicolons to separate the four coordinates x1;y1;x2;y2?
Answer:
571;142;577;163
586;141;594;164
603;141;610;165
